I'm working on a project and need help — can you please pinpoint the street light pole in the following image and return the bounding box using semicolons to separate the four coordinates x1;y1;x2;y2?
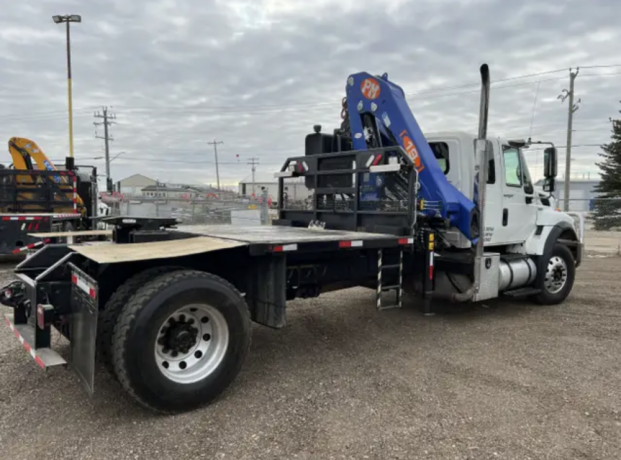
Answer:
52;14;82;159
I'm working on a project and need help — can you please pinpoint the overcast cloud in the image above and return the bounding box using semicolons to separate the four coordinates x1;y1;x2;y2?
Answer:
0;0;619;188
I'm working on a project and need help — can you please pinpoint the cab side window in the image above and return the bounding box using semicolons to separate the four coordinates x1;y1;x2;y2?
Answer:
503;147;522;187
429;142;450;174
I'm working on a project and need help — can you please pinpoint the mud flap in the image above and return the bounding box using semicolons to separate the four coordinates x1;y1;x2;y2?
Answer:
68;263;98;395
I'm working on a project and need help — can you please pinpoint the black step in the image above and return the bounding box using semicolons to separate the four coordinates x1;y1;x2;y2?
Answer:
381;264;401;270
503;287;541;297
381;284;401;291
378;304;401;311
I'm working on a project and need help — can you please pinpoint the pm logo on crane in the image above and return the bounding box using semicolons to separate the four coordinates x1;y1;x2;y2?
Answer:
361;78;381;100
399;130;424;173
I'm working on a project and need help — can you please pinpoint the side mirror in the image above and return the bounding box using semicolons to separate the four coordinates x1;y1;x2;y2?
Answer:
543;177;556;193
543;147;557;178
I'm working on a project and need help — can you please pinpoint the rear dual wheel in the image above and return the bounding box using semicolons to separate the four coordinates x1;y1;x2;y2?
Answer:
111;269;251;413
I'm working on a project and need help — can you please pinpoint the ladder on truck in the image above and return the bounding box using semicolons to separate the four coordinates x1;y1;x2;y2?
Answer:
376;247;404;310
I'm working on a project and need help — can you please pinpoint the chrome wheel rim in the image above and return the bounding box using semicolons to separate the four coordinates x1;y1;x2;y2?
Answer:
154;304;229;384
544;256;568;294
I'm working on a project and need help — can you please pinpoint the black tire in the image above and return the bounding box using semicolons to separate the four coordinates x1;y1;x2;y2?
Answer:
111;269;251;413
533;243;576;305
97;266;184;378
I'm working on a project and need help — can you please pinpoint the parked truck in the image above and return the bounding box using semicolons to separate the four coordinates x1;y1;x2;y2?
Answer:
0;64;583;413
0;145;99;256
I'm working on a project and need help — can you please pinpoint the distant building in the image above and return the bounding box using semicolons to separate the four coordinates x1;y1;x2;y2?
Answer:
116;174;157;196
535;179;601;212
141;184;203;199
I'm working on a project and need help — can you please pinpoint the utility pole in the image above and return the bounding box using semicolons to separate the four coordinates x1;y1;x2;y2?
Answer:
558;68;581;211
207;139;224;190
94;107;116;192
247;157;260;196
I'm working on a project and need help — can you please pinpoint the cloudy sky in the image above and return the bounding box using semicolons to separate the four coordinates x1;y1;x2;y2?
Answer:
0;0;619;189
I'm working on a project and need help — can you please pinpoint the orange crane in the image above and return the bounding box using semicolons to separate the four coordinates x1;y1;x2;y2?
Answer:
5;137;85;214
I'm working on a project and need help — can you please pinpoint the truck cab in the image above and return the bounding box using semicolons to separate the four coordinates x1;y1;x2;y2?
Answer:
425;131;575;253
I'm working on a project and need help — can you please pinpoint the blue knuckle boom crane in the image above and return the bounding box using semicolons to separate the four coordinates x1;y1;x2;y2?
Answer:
343;71;479;241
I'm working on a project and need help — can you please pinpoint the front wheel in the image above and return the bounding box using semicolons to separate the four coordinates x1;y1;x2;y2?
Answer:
111;269;251;413
533;243;576;305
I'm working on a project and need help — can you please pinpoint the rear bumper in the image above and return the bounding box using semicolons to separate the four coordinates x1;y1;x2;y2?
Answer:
1;253;99;395
3;314;67;369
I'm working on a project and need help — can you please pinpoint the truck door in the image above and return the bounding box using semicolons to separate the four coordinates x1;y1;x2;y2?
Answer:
495;144;537;244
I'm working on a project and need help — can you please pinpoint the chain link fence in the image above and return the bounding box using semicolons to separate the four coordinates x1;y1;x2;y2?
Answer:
561;198;621;231
562;197;621;256
100;190;621;255
103;189;273;227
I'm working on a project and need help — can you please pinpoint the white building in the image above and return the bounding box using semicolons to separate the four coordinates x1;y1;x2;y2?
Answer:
535;178;601;212
116;174;157;196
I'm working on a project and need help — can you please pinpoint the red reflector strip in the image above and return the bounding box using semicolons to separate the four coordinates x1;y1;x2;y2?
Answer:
338;240;363;248
72;272;97;299
272;243;297;252
372;154;383;165
11;238;50;254
2;216;45;221
3;316;46;369
429;252;434;280
37;304;45;329
398;237;414;245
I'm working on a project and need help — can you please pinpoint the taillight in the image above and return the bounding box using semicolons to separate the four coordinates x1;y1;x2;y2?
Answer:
37;304;54;330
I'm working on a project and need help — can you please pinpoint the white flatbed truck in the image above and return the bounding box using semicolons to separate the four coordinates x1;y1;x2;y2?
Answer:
0;64;583;413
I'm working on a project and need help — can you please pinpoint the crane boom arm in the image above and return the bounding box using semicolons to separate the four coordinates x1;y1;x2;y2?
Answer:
9;137;60;174
344;72;478;241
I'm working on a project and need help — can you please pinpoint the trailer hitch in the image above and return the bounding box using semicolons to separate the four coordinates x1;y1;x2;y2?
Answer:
0;281;26;308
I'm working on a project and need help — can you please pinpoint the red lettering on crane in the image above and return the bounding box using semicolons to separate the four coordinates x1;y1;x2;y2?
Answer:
361;78;381;100
400;131;424;173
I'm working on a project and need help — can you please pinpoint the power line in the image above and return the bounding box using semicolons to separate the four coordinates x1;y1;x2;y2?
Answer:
1;64;620;122
580;64;621;70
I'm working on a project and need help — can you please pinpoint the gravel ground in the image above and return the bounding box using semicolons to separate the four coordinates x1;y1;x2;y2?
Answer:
1;256;620;460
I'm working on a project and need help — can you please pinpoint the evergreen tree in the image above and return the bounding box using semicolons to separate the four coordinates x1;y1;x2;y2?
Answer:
592;103;621;230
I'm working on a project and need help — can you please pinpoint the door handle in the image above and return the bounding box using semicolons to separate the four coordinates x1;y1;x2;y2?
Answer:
503;208;508;226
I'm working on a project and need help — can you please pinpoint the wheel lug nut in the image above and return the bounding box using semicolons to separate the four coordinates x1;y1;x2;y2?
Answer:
179;314;186;322
171;351;178;357
162;347;170;354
